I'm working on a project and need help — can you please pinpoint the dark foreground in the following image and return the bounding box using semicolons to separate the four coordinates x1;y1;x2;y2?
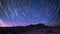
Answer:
0;24;60;34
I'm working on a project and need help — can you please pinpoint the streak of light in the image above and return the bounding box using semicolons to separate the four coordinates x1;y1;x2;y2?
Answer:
0;19;7;27
22;12;26;16
48;1;59;24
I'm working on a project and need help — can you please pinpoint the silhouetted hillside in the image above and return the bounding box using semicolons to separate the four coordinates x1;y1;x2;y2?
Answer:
0;23;60;34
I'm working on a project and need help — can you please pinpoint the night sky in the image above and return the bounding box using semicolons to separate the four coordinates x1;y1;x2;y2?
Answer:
0;0;60;27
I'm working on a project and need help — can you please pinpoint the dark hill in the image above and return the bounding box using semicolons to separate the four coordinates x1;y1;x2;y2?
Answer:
0;23;60;34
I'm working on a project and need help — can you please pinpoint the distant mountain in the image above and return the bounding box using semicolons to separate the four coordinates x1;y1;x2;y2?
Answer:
0;23;60;34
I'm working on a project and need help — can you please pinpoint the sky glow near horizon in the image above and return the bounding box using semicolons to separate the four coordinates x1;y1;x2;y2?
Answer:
0;0;60;27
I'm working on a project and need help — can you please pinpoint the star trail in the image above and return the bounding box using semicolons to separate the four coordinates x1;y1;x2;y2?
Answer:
0;0;60;27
